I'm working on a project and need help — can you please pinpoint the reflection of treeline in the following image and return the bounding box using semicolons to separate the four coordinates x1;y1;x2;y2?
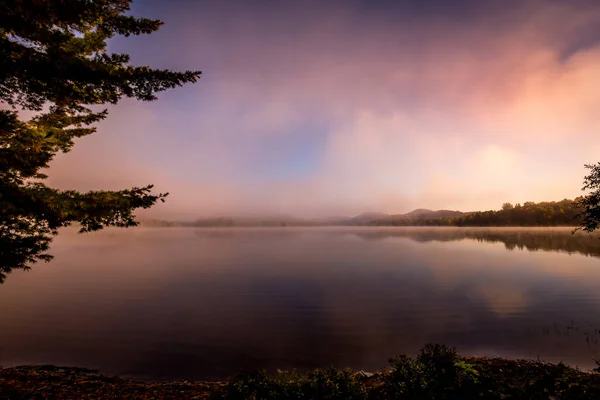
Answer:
352;228;600;258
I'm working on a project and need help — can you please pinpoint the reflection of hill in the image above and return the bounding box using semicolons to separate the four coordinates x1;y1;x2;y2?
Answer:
350;229;600;258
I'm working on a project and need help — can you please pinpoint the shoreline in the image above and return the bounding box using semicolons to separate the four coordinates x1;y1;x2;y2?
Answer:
2;354;599;399
139;224;583;229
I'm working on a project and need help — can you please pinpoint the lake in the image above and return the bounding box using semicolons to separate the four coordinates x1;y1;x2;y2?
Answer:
1;227;600;380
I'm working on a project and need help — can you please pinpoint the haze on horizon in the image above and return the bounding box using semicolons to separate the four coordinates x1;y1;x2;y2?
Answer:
44;0;600;219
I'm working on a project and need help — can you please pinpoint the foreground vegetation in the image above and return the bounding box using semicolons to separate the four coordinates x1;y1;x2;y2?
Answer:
2;345;600;399
0;0;200;283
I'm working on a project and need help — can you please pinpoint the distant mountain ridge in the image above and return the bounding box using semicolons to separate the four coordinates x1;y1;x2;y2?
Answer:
349;209;468;225
403;209;466;218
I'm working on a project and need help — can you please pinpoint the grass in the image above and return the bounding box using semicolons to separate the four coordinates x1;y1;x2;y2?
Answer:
2;345;600;399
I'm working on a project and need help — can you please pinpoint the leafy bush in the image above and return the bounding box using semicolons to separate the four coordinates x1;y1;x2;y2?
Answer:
379;344;486;399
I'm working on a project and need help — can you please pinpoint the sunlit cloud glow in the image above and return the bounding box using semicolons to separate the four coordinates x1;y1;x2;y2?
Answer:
45;0;600;218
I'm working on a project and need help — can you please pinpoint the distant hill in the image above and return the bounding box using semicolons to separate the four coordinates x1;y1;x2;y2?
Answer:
402;209;466;219
349;209;468;225
350;212;392;224
402;208;434;218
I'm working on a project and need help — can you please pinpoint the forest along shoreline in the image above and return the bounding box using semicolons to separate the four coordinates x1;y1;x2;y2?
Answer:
2;345;600;399
141;199;584;228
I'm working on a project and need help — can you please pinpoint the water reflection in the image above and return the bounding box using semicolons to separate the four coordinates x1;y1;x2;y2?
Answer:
349;227;600;257
0;227;599;380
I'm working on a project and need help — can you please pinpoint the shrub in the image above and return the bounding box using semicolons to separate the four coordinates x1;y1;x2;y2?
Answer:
380;344;487;400
214;368;367;400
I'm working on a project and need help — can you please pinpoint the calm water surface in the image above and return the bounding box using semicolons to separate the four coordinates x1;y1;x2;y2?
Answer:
1;227;600;380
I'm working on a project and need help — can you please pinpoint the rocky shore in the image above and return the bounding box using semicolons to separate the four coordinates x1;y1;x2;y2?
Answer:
2;345;600;399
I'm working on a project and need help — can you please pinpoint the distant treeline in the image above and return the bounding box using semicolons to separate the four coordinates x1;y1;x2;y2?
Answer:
141;199;583;228
369;199;582;227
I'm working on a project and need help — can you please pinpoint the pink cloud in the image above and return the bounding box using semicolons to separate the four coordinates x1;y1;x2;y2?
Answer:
42;0;600;217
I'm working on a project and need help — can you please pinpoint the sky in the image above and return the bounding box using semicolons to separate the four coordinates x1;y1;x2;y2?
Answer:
46;0;600;219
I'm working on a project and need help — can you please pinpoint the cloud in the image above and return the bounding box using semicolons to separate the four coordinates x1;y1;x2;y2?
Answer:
41;0;600;217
